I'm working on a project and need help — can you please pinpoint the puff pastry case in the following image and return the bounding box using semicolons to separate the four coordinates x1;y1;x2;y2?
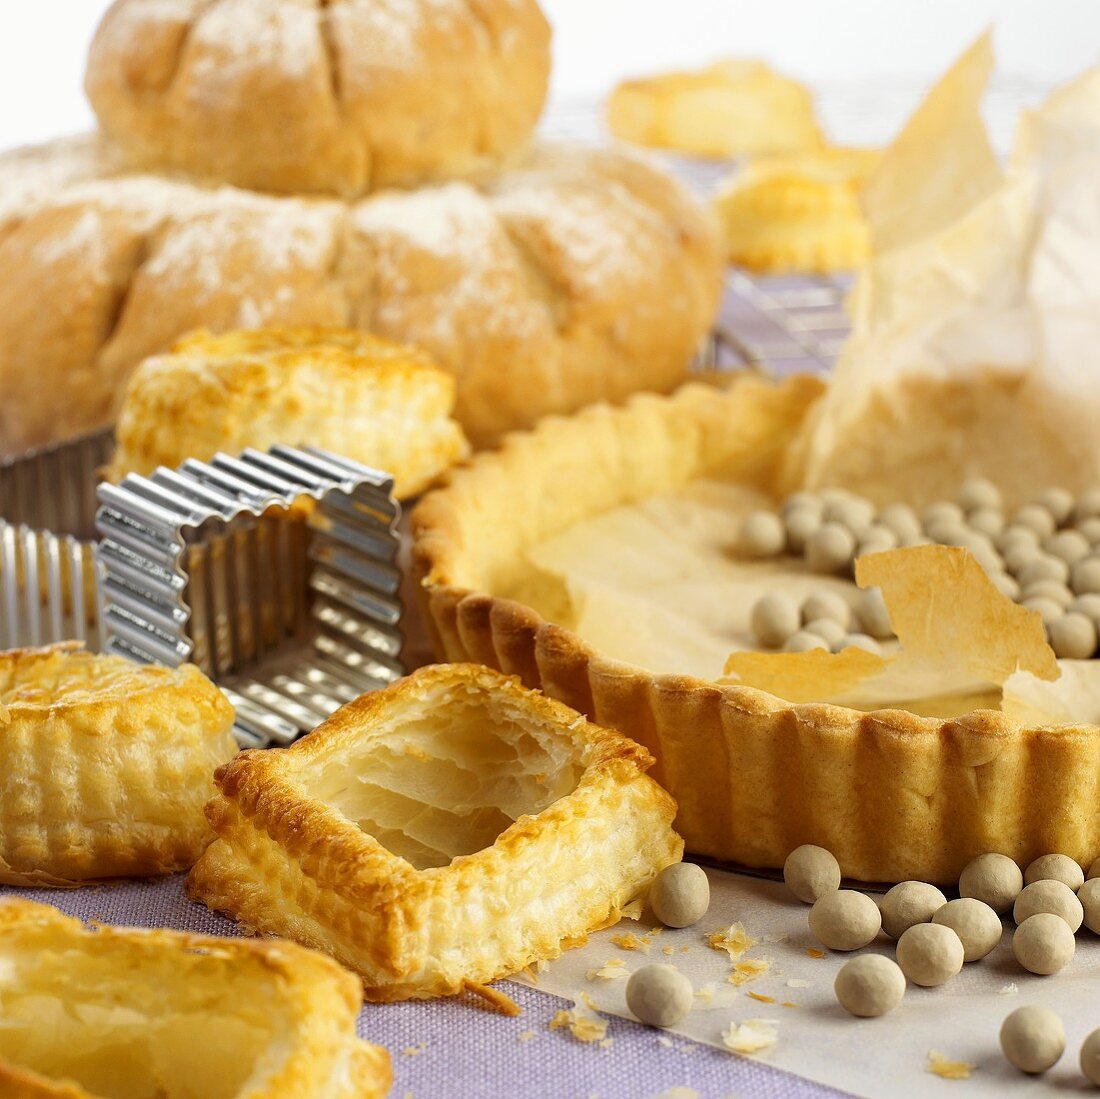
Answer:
4;2;1100;1097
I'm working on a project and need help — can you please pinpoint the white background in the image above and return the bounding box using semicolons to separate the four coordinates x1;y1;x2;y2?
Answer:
0;1;1096;151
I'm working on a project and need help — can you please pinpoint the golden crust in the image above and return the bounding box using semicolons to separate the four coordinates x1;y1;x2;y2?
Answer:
187;663;682;999
0;141;721;454
85;0;551;197
106;326;469;498
410;377;1100;884
714;147;882;274
0;898;390;1099
607;60;822;159
0;644;238;887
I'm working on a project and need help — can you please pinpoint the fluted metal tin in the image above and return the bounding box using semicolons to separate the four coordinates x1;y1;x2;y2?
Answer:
96;445;405;748
0;435;405;749
0;429;111;652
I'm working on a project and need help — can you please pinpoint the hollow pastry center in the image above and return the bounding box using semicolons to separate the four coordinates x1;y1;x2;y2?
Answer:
303;692;585;869
0;942;290;1099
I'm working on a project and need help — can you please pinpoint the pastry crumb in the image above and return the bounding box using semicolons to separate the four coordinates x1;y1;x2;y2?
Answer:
806;947;825;958
621;898;644;921
762;932;790;943
651;1090;699;1099
465;981;522;1016
401;1041;427;1057
657;1035;674;1048
599;1038;614;1050
729;957;771;986
517;1030;536;1043
781;1001;800;1009
708;922;758;961
662;945;675;955
927;1051;976;1080
722;1019;779;1056
550;993;609;1044
998;982;1018;995
747;991;775;1004
786;978;812;988
611;932;648;953
587;959;628;981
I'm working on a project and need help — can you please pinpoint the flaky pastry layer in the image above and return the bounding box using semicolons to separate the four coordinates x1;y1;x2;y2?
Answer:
188;663;682;999
0;898;390;1099
410;377;1100;883
0;644;238;886
106;326;469;498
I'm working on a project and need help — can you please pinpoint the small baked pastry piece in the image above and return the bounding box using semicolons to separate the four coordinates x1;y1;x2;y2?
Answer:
188;663;682;1000
607;60;822;159
0;644;237;887
714;146;882;273
105;326;470;499
0;898;390;1099
85;0;551;197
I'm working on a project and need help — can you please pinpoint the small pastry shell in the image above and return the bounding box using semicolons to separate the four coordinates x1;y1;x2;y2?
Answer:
0;644;237;887
0;898;390;1099
188;663;682;1000
607;60;822;159
106;326;470;499
714;147;882;273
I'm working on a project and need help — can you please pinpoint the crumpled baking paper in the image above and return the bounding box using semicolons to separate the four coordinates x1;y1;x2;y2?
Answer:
784;33;1100;508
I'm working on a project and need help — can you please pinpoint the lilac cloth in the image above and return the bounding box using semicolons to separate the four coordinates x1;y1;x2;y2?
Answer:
0;876;855;1099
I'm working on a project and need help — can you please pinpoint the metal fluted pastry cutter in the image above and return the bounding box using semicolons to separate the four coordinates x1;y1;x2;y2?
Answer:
0;434;406;748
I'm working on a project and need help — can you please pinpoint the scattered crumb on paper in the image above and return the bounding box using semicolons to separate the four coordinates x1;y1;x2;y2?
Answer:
747;991;776;1004
612;926;663;954
722;1019;779;1056
729;957;772;986
662;945;675;955
806;948;825;958
587;958;628;981
550;1000;609;1044
787;978;813;988
999;983;1018;995
708;922;758;960
927;1051;976;1080
780;1001;800;1009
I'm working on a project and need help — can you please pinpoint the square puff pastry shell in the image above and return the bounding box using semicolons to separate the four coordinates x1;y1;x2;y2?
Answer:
0;898;390;1099
0;644;238;887
410;376;1100;884
188;663;682;1000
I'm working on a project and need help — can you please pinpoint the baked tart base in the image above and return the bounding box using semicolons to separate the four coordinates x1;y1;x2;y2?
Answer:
188;663;682;999
411;377;1100;884
0;898;390;1099
0;644;237;887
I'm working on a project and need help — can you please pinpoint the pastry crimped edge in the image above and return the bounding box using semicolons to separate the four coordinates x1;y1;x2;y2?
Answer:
0;898;390;1099
0;644;238;887
187;663;683;1000
410;375;1100;885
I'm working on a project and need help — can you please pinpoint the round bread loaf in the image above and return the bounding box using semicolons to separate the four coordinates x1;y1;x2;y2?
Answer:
85;0;552;197
0;139;721;454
